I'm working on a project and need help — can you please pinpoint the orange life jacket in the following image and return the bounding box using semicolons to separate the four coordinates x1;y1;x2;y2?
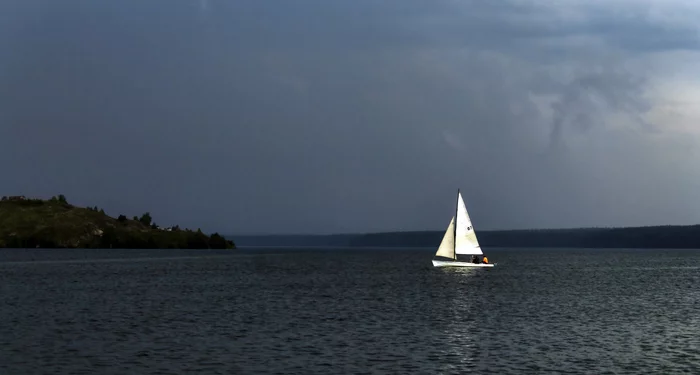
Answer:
483;257;489;264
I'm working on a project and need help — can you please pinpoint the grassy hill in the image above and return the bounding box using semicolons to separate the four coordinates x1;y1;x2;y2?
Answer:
0;195;235;249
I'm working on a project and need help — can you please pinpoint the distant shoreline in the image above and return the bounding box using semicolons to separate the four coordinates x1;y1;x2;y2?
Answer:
228;224;700;249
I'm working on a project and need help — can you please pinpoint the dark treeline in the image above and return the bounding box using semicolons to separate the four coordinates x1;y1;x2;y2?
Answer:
232;225;700;249
228;234;356;247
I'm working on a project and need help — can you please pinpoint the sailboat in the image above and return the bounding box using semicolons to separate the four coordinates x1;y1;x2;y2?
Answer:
432;189;494;267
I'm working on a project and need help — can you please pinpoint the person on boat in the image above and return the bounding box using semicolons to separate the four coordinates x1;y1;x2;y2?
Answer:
471;255;479;264
482;256;489;264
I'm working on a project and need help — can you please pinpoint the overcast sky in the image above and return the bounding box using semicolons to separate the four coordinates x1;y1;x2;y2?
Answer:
1;0;700;234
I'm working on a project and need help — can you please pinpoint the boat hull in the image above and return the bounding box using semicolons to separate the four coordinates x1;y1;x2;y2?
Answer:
432;260;495;268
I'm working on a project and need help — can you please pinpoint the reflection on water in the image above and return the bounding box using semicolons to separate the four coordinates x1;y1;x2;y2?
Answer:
434;267;480;372
0;247;699;374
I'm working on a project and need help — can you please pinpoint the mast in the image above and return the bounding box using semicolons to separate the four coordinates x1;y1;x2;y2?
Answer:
454;189;459;260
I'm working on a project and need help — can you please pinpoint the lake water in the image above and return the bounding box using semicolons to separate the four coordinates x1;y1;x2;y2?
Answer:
1;247;699;374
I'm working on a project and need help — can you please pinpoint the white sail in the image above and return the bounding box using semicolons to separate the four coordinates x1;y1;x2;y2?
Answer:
434;216;456;259
455;192;482;255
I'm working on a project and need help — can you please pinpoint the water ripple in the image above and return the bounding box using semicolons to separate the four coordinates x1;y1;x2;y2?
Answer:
0;248;699;374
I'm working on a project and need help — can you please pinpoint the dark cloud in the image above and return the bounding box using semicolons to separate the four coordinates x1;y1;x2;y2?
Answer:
1;0;699;234
549;69;652;149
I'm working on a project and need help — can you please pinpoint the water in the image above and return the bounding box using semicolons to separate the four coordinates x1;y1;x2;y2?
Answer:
1;247;699;374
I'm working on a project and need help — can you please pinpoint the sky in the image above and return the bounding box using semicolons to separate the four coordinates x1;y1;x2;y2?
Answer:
1;0;700;234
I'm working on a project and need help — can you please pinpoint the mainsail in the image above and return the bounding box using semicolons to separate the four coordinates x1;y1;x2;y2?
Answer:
434;216;456;259
455;192;482;255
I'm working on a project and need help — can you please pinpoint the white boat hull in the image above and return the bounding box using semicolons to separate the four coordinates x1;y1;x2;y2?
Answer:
432;260;495;268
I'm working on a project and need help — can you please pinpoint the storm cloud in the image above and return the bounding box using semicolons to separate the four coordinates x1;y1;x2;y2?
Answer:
1;0;699;234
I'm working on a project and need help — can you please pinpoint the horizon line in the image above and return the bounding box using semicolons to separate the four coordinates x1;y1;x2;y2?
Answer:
227;223;700;237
